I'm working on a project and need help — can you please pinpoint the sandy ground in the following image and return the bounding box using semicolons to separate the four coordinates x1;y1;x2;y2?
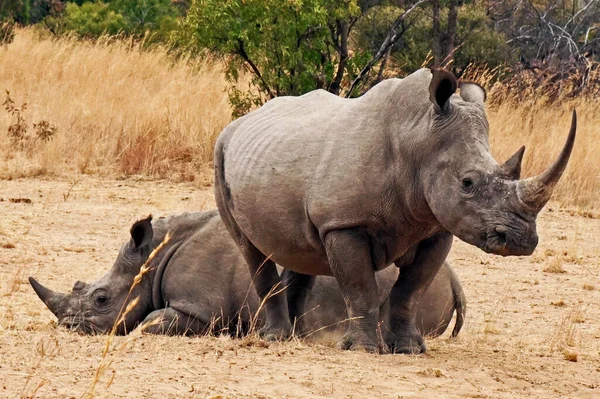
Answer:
0;176;599;399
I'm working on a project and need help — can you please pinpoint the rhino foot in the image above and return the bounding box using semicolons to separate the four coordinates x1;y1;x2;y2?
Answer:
258;323;292;341
337;333;382;353
141;308;208;336
386;333;427;354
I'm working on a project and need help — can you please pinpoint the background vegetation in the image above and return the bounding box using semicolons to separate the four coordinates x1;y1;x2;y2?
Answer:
0;1;599;208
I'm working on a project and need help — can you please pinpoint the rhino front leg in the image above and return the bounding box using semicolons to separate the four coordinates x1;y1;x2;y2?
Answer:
388;232;452;354
281;270;316;334
324;229;382;353
141;308;209;335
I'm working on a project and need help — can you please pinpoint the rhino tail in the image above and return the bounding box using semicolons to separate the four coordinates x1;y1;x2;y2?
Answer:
449;268;467;338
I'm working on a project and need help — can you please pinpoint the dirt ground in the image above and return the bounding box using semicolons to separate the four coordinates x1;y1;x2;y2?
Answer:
0;176;599;399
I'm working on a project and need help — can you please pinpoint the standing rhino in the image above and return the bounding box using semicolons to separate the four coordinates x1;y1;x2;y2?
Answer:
29;211;465;339
214;68;576;353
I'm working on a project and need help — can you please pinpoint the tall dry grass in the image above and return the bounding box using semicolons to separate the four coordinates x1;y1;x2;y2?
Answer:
463;64;600;210
488;99;596;209
0;29;231;184
0;29;598;208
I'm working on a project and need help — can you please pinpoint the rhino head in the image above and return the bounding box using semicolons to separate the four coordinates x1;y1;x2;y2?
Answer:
29;216;156;334
423;69;576;256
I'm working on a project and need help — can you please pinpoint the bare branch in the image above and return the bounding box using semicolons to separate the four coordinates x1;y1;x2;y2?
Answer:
344;0;428;97
236;39;275;99
564;0;599;30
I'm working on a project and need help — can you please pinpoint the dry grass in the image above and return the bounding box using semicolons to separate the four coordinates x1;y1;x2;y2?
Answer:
1;29;599;209
463;64;600;210
543;258;567;274
0;29;231;184
82;233;171;399
487;99;597;209
547;304;586;358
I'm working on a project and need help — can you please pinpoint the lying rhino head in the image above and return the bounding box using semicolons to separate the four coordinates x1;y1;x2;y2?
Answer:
424;70;576;256
29;216;156;334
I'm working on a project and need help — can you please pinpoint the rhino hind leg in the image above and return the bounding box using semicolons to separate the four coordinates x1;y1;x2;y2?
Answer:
281;270;316;334
324;229;383;353
214;138;292;341
215;206;292;340
141;308;210;335
388;232;453;354
241;248;293;340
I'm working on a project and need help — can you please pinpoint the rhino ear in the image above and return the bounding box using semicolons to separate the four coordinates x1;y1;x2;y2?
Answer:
72;280;89;292
459;81;486;105
130;215;153;249
429;69;457;111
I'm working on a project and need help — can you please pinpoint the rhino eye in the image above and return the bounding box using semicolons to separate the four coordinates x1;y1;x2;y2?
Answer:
95;295;108;306
462;178;474;189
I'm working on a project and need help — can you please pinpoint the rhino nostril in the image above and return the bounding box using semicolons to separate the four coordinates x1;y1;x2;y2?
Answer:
494;226;508;244
495;225;508;234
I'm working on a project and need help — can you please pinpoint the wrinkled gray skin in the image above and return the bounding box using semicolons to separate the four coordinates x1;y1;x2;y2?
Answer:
214;68;576;353
28;211;465;339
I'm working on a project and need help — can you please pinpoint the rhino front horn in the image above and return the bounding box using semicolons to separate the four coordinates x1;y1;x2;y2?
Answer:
517;110;577;211
29;277;66;317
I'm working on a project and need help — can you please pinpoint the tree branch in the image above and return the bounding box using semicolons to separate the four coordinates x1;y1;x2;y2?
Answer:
344;0;428;98
236;39;275;99
329;20;349;95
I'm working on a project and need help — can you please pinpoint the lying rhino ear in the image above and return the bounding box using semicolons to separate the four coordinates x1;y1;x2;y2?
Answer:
72;280;89;292
130;215;153;249
459;81;486;105
429;69;457;111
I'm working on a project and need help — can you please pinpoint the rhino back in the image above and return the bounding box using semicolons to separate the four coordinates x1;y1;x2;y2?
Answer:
151;211;219;247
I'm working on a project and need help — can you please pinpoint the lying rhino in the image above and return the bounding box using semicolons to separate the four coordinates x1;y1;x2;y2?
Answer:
29;211;465;339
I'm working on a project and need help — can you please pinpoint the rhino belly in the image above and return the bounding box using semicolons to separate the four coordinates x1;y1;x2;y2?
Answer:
234;206;332;275
225;169;332;275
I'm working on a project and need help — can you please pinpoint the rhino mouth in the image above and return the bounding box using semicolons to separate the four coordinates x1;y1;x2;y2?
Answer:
59;316;101;335
483;227;537;256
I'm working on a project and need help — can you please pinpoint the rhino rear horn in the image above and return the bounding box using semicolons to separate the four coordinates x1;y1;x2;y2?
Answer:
500;146;526;180
29;277;66;317
429;69;457;111
517;110;577;211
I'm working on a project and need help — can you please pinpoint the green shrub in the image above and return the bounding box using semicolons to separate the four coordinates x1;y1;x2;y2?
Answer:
176;0;371;116
61;1;127;37
49;0;177;40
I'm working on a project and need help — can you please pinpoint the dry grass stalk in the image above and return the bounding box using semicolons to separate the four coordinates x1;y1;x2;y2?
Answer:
81;232;171;399
483;286;511;335
543;258;567;274
546;304;584;355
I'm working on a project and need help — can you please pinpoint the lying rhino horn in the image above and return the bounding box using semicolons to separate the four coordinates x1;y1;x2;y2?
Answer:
29;277;66;317
517;110;577;211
